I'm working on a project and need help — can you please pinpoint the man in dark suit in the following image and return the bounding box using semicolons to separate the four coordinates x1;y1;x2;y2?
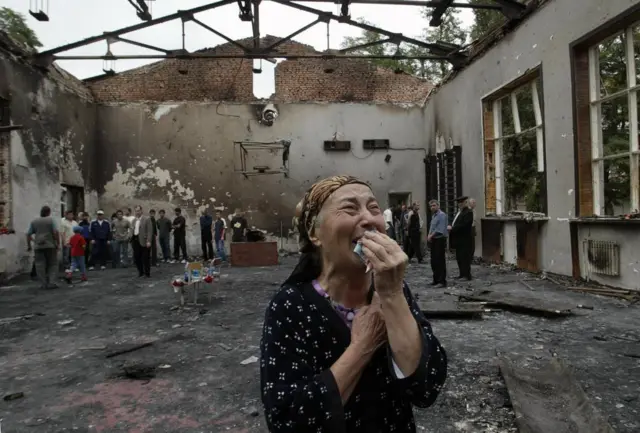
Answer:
132;205;154;278
448;196;474;280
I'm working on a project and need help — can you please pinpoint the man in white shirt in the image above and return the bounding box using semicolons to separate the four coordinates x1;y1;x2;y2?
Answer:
60;210;78;271
383;205;395;240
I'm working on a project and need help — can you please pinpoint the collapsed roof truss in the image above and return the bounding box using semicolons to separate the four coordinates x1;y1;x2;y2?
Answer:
33;0;527;69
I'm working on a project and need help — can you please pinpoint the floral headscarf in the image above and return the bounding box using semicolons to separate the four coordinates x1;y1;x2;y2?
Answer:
286;175;370;285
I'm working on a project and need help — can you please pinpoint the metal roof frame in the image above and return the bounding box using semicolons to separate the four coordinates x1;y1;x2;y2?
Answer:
33;0;527;69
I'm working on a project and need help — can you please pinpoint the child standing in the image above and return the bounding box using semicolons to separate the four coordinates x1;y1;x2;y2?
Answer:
68;226;88;282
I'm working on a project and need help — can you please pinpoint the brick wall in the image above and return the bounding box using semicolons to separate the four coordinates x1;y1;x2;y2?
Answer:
87;35;432;104
275;58;432;104
87;42;255;103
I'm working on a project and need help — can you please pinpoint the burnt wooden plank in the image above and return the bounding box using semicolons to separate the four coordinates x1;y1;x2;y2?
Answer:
498;356;615;433
460;289;574;317
419;301;486;319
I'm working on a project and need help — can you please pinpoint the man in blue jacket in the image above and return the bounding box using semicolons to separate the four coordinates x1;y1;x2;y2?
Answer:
90;210;111;270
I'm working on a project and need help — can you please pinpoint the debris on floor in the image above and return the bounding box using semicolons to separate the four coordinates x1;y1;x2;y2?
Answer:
459;289;575;317
567;285;640;302
0;257;638;432
498;355;616;433
419;301;492;319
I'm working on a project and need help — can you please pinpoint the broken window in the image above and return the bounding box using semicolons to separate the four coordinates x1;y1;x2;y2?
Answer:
483;75;546;215
588;25;640;216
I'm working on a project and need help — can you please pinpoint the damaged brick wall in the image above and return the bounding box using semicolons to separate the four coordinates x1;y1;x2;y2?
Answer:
87;36;432;104
87;45;254;103
275;59;432;103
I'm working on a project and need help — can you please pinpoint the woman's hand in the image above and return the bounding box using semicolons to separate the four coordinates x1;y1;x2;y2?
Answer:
361;230;408;298
350;295;386;358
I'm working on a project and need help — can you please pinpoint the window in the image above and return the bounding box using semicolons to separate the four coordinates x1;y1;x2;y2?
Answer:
588;25;640;216
483;74;546;215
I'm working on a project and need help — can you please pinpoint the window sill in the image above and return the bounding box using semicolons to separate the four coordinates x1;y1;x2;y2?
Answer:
483;216;549;223
569;217;640;226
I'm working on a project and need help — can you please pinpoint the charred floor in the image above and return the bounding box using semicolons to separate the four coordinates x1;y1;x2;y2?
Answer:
0;257;639;433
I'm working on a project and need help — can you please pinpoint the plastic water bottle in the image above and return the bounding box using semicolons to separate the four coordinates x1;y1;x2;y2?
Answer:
183;262;189;283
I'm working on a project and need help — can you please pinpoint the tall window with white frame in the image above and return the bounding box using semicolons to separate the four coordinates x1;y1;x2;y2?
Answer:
588;25;640;216
484;75;546;215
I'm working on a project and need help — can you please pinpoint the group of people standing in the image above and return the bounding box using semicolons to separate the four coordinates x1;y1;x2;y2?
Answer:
380;196;477;288
27;205;234;289
427;196;477;287
383;202;425;263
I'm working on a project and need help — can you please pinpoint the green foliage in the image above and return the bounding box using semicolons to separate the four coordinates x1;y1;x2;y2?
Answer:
339;10;467;82
468;0;504;40
503;133;544;213
418;8;467;82
0;7;42;52
340;19;425;75
597;32;632;215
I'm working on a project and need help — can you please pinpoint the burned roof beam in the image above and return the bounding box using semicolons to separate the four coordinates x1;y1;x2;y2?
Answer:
265;17;325;52
36;0;236;58
127;0;152;21
492;0;526;19
272;0;462;58
189;17;250;52
339;36;398;54
429;0;454;27
109;36;170;54
340;0;350;18
276;0;501;8
252;0;261;50
61;53;449;61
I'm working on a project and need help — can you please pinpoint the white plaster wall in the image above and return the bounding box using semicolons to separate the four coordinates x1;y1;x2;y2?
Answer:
423;0;638;283
502;222;518;265
577;225;640;291
97;102;429;255
0;131;66;274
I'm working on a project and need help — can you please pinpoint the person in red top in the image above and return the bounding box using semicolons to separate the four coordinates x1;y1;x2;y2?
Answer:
68;225;88;282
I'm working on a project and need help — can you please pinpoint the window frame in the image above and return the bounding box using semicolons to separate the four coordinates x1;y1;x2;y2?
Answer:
483;71;547;216
588;25;640;216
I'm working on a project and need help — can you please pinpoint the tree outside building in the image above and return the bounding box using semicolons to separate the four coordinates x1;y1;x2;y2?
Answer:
0;7;42;52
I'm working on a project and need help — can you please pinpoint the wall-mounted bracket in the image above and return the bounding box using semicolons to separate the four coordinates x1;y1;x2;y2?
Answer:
234;140;291;178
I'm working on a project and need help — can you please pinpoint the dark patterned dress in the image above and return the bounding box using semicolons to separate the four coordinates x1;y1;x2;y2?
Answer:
260;281;447;433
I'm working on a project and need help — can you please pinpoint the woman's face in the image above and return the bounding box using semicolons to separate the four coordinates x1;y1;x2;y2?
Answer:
313;184;385;269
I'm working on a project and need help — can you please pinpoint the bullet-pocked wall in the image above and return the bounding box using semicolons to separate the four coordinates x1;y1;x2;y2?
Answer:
423;0;640;290
86;36;433;255
0;36;99;276
95;102;428;253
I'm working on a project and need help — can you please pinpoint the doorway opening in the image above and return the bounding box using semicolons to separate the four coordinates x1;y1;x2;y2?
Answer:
61;185;84;217
388;192;411;208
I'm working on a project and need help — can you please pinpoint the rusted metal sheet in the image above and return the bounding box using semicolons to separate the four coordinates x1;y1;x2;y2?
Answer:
498;356;615;433
419;301;487;319
481;219;502;263
460;289;574;317
516;221;540;272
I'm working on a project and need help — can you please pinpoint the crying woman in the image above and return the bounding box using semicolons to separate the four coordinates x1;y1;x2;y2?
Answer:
259;175;447;433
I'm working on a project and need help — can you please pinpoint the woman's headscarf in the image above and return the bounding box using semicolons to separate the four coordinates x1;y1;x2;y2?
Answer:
285;175;370;285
